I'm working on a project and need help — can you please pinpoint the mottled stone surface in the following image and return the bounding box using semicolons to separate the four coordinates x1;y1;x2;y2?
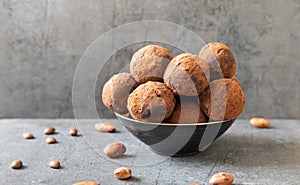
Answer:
0;119;300;184
0;0;300;118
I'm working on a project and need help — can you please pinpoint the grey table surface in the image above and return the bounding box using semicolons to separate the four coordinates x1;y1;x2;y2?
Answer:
0;119;299;185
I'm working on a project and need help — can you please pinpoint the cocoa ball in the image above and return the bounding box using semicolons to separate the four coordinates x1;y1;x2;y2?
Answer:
163;53;210;96
130;45;173;84
200;78;245;121
102;73;137;113
165;96;207;124
127;81;176;123
199;42;236;81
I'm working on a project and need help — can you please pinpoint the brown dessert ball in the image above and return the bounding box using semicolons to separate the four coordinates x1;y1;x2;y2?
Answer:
200;78;245;121
127;81;176;123
130;45;173;84
102;73;137;113
165;96;207;124
163;53;210;96
199;42;236;81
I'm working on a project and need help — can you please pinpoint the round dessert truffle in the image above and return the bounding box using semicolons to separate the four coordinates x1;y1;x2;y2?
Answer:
102;73;137;113
127;81;176;123
130;45;173;84
199;42;236;81
165;96;207;124
200;78;245;121
163;53;210;96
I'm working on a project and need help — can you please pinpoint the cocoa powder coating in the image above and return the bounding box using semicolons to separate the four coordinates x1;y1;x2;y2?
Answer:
199;42;236;81
130;45;173;84
127;81;175;122
165;96;207;124
163;53;210;96
200;78;245;121
102;73;137;113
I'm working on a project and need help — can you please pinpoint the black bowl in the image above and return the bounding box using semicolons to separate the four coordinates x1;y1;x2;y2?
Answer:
114;112;236;157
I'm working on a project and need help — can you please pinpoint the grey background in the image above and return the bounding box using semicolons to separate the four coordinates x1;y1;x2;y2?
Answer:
1;0;300;119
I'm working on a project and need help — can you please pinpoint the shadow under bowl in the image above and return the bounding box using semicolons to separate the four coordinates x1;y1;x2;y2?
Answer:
114;112;236;157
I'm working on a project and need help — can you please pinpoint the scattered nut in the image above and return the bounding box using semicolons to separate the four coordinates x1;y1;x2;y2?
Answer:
46;136;57;144
10;160;23;169
209;172;234;185
95;123;116;132
23;133;34;139
72;182;99;185
69;128;78;136
114;167;131;180
49;160;60;169
250;117;270;128
103;142;126;158
44;127;55;135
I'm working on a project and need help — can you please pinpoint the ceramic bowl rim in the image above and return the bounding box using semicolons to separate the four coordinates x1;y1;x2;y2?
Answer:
114;112;236;126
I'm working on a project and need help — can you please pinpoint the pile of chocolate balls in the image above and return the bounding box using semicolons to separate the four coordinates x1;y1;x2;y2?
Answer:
102;43;245;123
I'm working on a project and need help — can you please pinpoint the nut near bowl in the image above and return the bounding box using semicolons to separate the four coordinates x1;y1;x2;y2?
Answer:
114;112;236;157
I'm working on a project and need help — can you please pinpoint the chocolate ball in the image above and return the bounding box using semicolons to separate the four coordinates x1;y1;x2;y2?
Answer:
165;96;207;124
199;42;236;81
163;53;210;96
127;81;175;123
130;45;173;84
200;78;245;121
102;73;137;113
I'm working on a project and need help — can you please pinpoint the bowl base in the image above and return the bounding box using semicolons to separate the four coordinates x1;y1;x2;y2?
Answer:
114;112;236;158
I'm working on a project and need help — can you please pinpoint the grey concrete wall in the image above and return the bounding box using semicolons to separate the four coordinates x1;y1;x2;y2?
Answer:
0;0;300;119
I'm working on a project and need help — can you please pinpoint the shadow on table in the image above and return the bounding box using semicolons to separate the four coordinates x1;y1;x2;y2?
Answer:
170;134;300;168
127;176;141;183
